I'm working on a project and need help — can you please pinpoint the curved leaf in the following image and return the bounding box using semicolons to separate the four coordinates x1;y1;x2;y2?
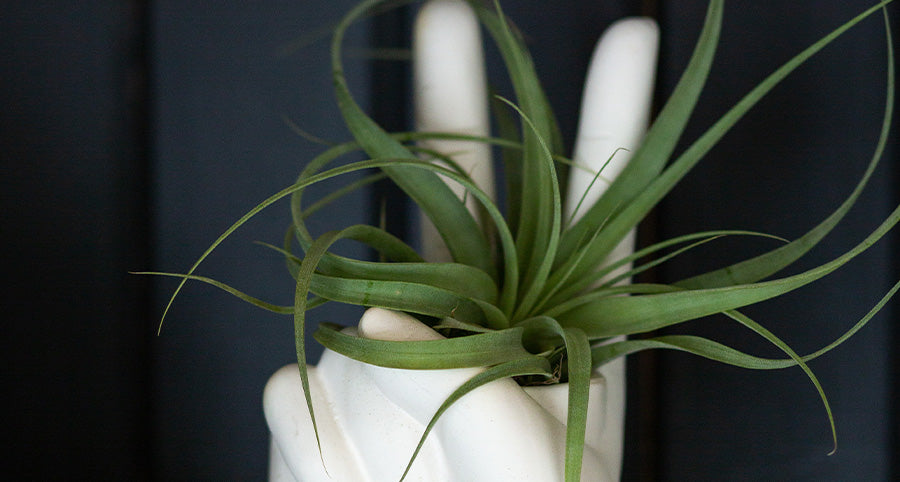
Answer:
592;273;900;370
310;273;497;327
133;271;294;314
330;0;493;274
677;1;895;289
554;0;724;265
556;200;900;337
471;2;566;302
314;322;530;369
518;316;592;482
399;356;553;481
554;0;893;299
494;97;562;322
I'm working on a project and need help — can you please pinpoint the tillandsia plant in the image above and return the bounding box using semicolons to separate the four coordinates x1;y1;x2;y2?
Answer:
143;0;899;480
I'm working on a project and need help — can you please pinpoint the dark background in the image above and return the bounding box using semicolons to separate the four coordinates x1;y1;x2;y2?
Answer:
3;0;897;480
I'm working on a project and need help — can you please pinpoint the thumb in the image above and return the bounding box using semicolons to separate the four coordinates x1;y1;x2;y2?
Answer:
356;307;488;423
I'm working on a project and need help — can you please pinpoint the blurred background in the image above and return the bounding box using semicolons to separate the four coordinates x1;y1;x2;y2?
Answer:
3;0;897;480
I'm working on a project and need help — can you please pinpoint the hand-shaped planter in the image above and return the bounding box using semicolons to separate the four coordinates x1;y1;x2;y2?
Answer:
265;308;625;481
264;1;658;480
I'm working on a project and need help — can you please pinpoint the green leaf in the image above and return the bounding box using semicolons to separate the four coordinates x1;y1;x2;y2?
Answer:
291;221;336;466
159;155;521;333
537;230;786;313
589;306;856;455
309;273;496;327
330;0;494;275
560;327;591;482
290;150;520;315
600;234;748;288
319;260;498;304
433;316;497;334
133;271;294;314
296;172;387;220
590;335;800;369
472;2;562;296
493;97;562;322
590;269;899;368
543;284;679;321
518;317;592;482
399;356;553;481
722;309;837;453
677;0;896;289
491;94;524;233
292;224;502;327
289;159;499;305
565;148;629;229
292;219;500;305
553;0;893;301
314;322;531;369
554;0;724;267
556;199;900;337
589;271;899;371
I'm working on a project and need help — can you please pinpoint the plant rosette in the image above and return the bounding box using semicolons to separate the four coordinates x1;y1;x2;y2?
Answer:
144;0;899;481
265;1;655;479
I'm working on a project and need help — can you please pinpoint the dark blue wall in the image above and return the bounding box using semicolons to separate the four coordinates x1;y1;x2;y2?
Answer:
653;1;898;480
149;1;371;479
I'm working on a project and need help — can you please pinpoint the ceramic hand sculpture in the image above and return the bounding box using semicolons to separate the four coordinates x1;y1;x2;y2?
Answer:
264;1;658;480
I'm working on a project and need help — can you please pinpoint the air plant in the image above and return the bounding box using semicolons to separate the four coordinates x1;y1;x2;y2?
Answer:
143;0;898;480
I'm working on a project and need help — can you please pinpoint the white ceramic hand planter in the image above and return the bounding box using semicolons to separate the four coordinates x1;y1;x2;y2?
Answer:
265;1;658;480
413;0;493;262
265;308;623;481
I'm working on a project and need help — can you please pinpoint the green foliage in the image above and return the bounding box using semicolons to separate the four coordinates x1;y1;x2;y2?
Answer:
149;1;898;480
